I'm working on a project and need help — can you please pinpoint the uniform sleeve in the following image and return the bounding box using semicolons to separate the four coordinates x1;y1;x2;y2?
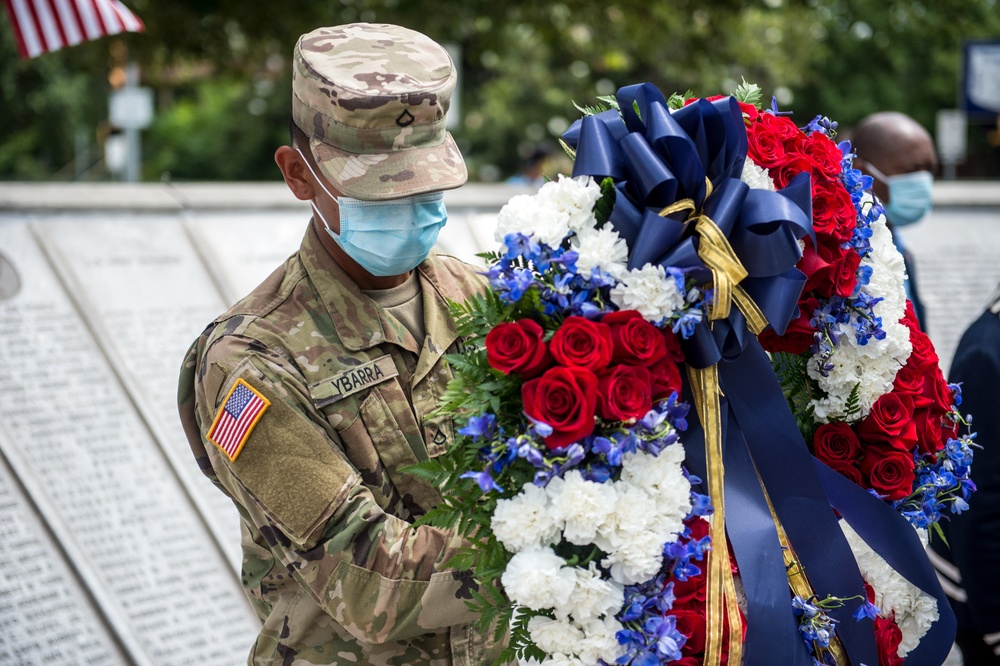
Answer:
948;344;1000;634
194;337;480;644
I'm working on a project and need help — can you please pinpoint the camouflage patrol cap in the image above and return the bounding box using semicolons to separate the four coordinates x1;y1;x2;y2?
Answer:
292;23;467;201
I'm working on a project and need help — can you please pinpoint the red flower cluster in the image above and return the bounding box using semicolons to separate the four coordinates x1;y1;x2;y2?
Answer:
811;303;958;499
485;311;684;450
745;112;859;355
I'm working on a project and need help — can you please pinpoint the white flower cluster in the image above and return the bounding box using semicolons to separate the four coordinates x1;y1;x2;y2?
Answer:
571;225;629;280
841;521;939;657
495;446;691;665
610;263;687;324
808;198;912;422
495;175;603;250
740;156;777;192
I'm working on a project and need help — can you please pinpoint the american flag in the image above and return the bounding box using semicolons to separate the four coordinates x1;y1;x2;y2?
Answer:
208;380;269;462
2;0;144;59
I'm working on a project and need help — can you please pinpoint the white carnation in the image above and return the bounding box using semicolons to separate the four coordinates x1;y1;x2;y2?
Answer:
572;226;629;280
527;616;585;656
740;156;776;191
602;527;666;585
841;521;938;657
494;194;570;250
618;448;691;545
595;481;656;552
578;615;626;664
546;471;618;546
536;175;603;235
610;263;686;324
502;548;577;611
554;562;625;623
491;483;561;553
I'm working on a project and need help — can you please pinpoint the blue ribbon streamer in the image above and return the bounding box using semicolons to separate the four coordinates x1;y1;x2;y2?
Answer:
565;83;955;665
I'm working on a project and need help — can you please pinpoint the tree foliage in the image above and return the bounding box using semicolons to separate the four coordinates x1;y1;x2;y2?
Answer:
2;0;998;181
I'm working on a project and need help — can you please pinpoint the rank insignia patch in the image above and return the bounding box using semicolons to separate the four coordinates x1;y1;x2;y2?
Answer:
207;378;270;462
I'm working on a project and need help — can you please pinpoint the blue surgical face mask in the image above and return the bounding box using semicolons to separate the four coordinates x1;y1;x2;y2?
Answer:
867;163;934;227
296;148;448;276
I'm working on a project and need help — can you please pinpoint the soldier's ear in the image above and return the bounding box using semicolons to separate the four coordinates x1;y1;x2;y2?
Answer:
274;146;315;201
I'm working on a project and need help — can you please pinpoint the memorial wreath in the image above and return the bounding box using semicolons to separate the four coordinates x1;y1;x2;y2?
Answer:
409;82;976;666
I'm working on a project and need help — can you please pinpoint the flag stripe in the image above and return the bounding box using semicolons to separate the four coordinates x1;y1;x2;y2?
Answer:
51;0;83;46
35;0;66;51
4;0;144;58
112;0;139;31
75;0;101;40
2;0;32;57
13;0;44;56
93;0;119;34
207;380;269;460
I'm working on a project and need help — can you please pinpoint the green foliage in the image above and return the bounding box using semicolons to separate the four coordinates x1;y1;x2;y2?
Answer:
593;177;617;227
667;90;695;110
771;351;821;442
6;1;1000;180
733;78;763;108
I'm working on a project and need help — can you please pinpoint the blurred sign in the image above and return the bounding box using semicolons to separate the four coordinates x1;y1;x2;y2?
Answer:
936;110;967;167
963;40;1000;119
109;86;154;130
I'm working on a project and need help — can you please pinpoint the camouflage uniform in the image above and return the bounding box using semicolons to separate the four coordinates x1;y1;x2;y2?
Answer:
177;24;508;665
179;228;507;664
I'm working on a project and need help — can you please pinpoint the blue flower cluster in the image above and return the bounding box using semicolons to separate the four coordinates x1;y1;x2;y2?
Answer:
485;233;618;320
792;595;840;665
613;579;687;665
458;393;692;492
805;141;890;377
894;385;977;528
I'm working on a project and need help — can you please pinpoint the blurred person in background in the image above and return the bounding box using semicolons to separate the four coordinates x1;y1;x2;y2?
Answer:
930;286;1000;664
852;111;939;330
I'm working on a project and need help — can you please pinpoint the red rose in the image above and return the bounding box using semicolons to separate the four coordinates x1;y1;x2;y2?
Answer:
860;444;916;500
916;408;949;456
857;393;918;451
522;366;598;450
926;371;954;414
827;249;862;299
649;357;684;402
906;326;940;372
602;310;667;365
892;364;931;408
811;178;857;243
827;459;864;486
671;608;707;655
874;616;904;666
748;119;790;168
758;296;819;354
673;658;701;666
813;422;863;463
485;319;551;378
597;364;653;421
800;132;844;178
549;316;614;372
772;154;818;189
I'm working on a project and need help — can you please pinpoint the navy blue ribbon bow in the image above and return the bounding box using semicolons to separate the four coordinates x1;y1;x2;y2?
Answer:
563;83;954;666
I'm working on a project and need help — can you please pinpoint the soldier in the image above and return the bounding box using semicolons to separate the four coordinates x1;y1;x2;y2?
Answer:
178;23;507;664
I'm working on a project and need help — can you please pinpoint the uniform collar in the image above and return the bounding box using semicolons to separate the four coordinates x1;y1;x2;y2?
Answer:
299;224;461;367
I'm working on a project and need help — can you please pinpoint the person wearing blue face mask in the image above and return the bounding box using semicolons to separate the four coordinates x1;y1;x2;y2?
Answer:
178;23;511;665
853;111;940;330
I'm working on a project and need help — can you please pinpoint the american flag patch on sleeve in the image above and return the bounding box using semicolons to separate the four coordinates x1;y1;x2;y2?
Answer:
207;379;270;462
